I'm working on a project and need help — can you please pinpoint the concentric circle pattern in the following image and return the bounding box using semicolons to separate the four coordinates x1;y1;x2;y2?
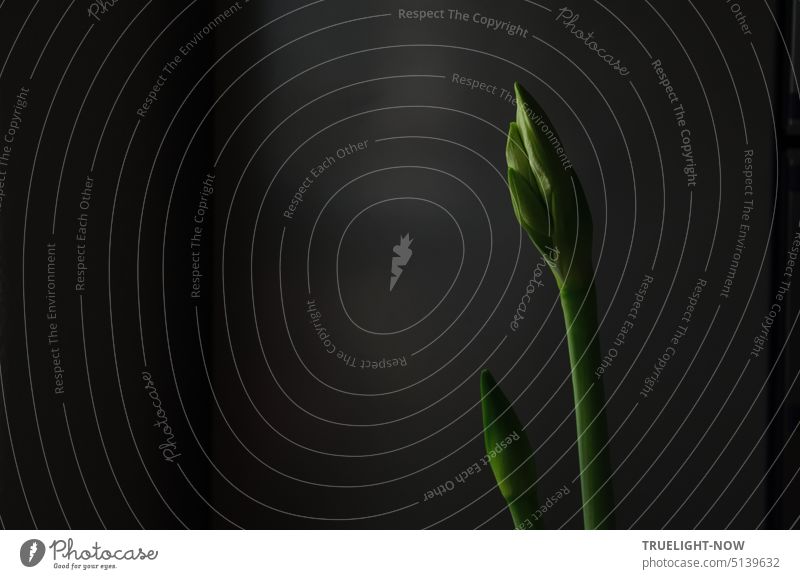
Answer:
0;0;799;530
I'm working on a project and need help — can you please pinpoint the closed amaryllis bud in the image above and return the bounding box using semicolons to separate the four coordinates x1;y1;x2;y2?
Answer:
506;82;594;291
480;369;541;529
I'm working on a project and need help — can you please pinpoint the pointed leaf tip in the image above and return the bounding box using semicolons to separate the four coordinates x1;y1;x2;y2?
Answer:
479;370;541;528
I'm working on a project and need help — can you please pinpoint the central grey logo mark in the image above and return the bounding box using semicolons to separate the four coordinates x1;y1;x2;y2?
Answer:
20;539;45;567
390;234;413;292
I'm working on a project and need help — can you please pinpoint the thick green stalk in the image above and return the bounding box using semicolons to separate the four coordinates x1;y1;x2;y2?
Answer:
560;282;614;529
480;370;542;529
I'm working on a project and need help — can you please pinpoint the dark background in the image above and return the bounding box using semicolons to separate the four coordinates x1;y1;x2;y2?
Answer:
0;0;798;529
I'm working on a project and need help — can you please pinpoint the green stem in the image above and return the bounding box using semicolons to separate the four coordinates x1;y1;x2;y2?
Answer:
560;281;615;529
508;486;543;530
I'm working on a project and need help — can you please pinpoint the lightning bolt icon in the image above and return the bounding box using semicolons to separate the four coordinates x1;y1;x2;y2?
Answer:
390;234;413;292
